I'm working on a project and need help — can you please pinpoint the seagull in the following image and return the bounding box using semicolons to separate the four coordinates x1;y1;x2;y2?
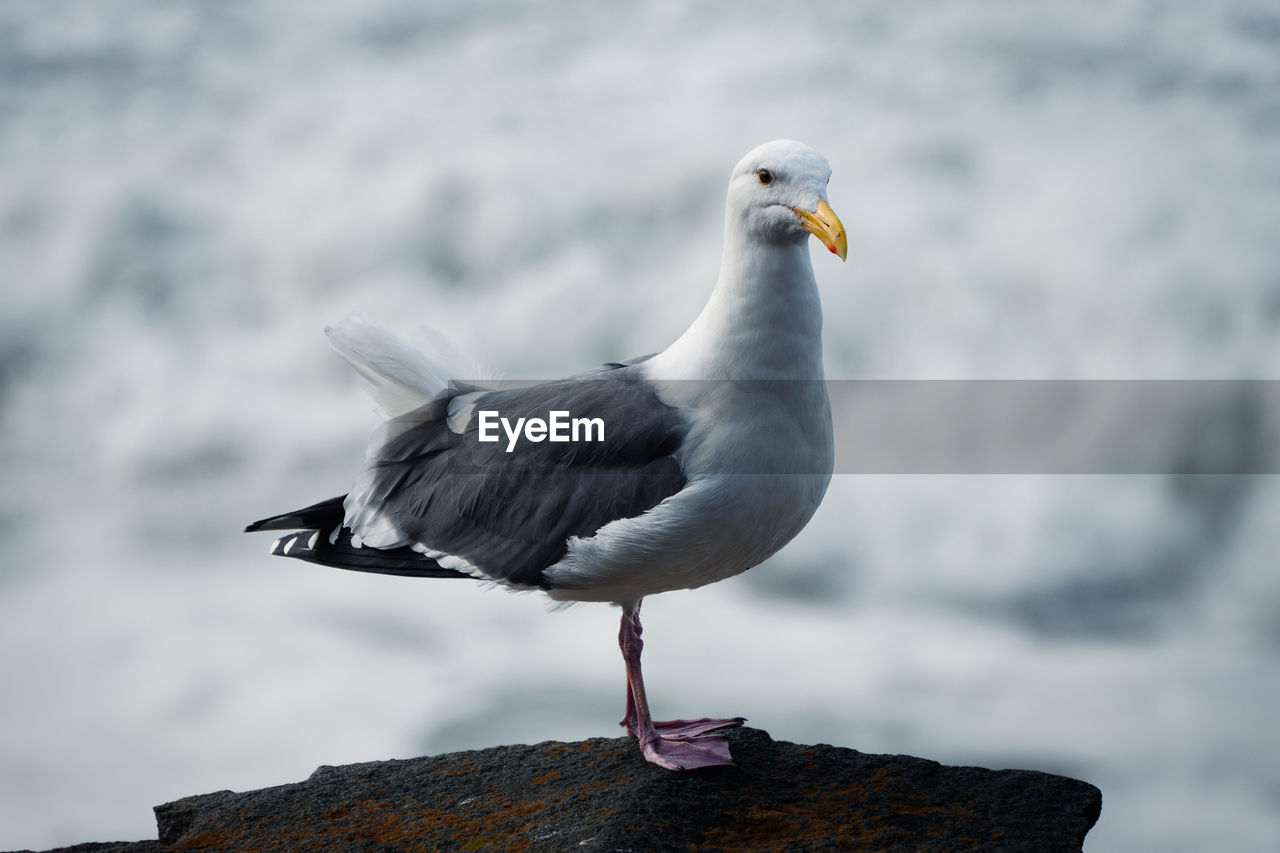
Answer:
246;139;847;770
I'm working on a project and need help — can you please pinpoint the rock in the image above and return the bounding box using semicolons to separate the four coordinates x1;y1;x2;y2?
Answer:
23;727;1101;852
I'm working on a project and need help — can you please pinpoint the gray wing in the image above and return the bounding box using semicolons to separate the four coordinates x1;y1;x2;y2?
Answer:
346;366;688;589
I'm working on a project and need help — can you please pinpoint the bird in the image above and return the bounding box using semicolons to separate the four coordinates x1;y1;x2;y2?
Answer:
246;139;846;770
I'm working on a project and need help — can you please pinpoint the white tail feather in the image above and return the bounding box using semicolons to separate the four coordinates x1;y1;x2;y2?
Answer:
325;312;493;418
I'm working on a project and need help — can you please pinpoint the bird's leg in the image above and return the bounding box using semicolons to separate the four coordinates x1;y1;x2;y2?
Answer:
617;600;744;770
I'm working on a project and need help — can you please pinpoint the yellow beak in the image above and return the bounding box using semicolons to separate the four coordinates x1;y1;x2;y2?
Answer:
793;198;847;261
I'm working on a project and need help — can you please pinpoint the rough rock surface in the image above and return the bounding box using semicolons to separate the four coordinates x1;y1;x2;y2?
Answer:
23;727;1101;852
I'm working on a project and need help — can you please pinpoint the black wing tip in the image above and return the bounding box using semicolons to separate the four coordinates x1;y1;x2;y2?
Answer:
255;525;473;581
244;516;305;534
244;495;348;534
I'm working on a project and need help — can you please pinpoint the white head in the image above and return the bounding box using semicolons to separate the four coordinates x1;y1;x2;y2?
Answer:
725;140;847;260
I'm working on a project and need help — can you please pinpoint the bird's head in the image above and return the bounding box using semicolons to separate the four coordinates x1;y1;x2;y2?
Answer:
726;139;847;261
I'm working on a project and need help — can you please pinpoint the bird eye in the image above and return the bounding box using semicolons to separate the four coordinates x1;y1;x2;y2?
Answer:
756;168;774;185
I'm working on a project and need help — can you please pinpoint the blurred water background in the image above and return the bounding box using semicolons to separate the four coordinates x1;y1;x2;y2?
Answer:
2;2;1279;850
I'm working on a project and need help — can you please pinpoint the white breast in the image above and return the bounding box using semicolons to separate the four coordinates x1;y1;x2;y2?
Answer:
544;377;833;604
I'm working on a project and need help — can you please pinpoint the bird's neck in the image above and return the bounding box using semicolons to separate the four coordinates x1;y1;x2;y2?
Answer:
648;237;826;381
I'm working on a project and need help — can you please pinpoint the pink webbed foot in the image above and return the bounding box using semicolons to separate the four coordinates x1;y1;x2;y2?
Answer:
624;716;745;770
637;727;737;770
